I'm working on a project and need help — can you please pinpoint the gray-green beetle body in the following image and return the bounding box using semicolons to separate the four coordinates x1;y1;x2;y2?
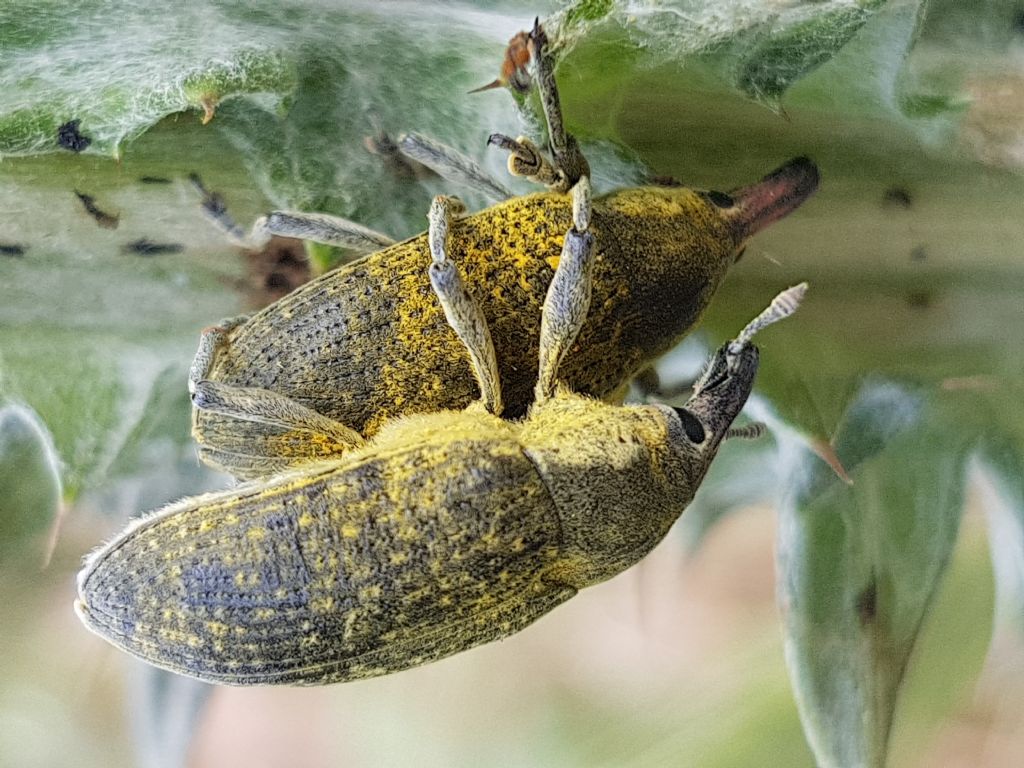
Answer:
77;343;758;685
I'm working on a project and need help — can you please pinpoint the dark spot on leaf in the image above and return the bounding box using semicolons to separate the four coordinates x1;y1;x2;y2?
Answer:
74;190;119;230
122;239;184;256
882;186;912;209
0;243;26;257
57;119;91;152
910;245;927;262
856;579;877;625
138;176;172;185
905;290;932;309
1014;8;1024;34
188;172;229;216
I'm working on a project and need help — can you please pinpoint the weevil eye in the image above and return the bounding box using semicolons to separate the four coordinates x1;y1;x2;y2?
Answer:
673;407;706;444
703;190;735;208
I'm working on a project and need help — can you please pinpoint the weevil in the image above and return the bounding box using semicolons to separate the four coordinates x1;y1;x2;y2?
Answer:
189;21;818;480
76;159;806;683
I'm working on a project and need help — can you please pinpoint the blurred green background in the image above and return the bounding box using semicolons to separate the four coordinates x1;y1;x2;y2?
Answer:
2;1;1023;766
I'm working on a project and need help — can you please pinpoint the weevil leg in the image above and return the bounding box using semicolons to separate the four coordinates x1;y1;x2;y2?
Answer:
486;133;563;188
427;195;504;416
534;176;594;403
188;315;251;395
191;380;364;449
254;211;396;254
529;19;590;191
486;21;589;191
397;132;512;202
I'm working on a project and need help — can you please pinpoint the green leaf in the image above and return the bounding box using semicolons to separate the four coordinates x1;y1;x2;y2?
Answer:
778;382;972;767
0;2;296;156
971;383;1024;639
976;449;1024;639
0;402;62;557
128;665;212;768
553;0;905;109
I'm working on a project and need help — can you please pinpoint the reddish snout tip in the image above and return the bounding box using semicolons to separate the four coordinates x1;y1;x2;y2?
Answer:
727;156;820;242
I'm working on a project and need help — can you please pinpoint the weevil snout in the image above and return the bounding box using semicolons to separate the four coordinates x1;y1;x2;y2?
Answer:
676;342;760;452
722;156;820;243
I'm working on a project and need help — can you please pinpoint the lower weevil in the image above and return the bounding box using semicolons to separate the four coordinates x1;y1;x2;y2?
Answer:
76;164;805;684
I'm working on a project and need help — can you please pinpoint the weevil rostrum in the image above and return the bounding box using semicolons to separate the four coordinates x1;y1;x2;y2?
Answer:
188;21;819;481
76;141;807;682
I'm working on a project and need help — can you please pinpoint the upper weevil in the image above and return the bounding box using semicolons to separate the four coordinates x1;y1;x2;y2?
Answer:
76;149;807;682
189;20;818;480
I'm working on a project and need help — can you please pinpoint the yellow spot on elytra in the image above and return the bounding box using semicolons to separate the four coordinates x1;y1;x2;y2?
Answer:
340;523;360;538
397;526;420;542
311;596;334;613
545;255;560;271
358;585;382;601
206;621;229;637
297;512;315;528
247;527;266;541
254;608;276;621
234;571;246;587
199;519;215;533
389;552;408;566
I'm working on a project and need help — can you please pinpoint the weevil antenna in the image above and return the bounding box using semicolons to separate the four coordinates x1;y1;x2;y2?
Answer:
729;282;807;353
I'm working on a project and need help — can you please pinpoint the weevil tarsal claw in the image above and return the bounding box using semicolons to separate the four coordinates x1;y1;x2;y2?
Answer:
726;282;807;367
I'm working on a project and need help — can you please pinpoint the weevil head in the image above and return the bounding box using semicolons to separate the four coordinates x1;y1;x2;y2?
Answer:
589;158;817;372
522;346;758;589
633;155;819;260
665;341;760;489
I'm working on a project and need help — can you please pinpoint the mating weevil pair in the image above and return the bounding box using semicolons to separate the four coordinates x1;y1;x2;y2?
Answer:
75;192;807;685
76;21;815;685
186;21;818;480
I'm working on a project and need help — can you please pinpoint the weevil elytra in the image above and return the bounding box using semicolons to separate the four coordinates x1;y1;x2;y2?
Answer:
76;155;806;683
189;21;819;480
